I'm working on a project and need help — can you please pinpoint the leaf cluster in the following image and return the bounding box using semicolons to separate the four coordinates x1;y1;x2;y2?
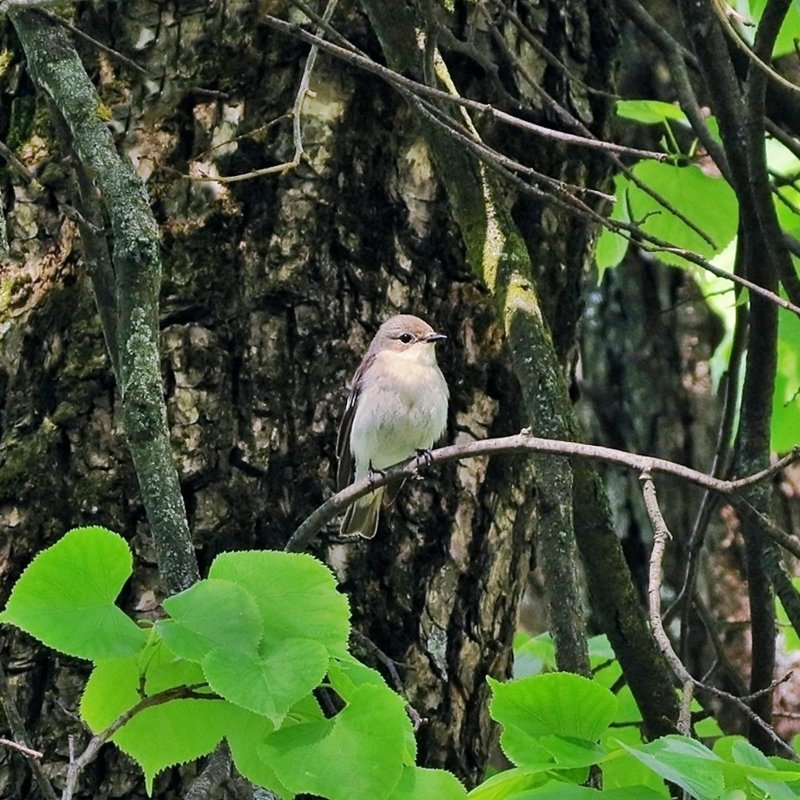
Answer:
5;529;800;799
0;526;466;799
597;99;800;452
480;634;800;800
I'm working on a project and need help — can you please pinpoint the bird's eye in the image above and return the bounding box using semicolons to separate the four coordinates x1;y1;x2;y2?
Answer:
398;333;414;344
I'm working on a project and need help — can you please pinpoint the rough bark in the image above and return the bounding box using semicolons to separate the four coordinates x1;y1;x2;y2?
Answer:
0;2;534;795
0;0;711;796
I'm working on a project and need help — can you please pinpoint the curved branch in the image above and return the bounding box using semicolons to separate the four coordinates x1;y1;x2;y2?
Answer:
285;433;800;552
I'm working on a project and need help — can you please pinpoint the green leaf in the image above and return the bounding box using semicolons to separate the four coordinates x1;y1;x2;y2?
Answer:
328;654;389;697
773;306;800;452
261;683;410;800
466;767;544;800
203;637;328;725
600;726;666;795
623;161;738;268
714;736;800;798
537;735;607;768
0;526;147;659
615;99;688;125
221;704;289;796
117;698;230;793
510;781;666;800
157;578;263;663
389;766;467;800
620;735;726;800
209;550;351;656
490;672;617;744
227;693;325;796
81;645;227;794
595;174;632;277
327;655;417;765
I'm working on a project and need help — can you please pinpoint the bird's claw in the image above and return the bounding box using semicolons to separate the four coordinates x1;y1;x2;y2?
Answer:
367;460;386;490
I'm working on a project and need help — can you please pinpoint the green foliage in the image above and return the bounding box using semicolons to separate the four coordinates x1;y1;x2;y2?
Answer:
480;632;800;799
0;526;148;658
598;99;800;454
0;526;466;799
7;528;800;799
596;161;738;274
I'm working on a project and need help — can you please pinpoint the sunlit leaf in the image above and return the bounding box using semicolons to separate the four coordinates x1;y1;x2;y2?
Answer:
0;527;147;659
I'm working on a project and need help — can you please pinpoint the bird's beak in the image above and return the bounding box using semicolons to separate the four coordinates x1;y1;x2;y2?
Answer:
425;332;447;343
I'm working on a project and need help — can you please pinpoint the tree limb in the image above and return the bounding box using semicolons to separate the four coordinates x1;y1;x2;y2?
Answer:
286;432;800;552
10;9;199;594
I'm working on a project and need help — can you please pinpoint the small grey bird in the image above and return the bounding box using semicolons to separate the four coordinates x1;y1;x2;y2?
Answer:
336;315;450;538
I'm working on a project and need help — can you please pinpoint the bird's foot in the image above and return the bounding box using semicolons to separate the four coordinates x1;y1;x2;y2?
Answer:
414;448;434;472
367;460;386;490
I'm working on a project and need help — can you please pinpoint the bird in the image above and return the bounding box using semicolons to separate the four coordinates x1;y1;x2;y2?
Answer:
336;314;450;538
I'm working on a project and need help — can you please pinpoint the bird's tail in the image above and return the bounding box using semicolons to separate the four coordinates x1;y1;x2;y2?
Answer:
340;486;384;539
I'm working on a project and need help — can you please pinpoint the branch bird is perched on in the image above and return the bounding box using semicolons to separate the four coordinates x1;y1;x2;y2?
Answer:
337;315;450;538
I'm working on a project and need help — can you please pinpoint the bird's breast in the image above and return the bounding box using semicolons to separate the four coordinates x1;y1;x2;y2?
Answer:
349;356;448;473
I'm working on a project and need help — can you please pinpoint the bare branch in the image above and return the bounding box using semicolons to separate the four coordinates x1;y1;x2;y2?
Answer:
285;432;800;552
0;663;57;800
641;475;796;756
261;15;667;162
0;737;43;758
641;474;694;734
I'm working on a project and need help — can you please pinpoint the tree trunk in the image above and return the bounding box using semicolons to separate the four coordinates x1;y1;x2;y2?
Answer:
0;1;674;796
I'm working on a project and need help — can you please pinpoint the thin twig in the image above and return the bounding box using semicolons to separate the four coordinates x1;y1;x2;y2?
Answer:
641;474;694;733
641;475;795;756
0;663;57;800
0;737;44;758
189;0;338;184
34;8;150;75
261;15;667;162
62;684;214;800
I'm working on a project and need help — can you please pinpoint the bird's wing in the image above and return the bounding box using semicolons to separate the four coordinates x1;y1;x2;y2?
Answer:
336;352;375;491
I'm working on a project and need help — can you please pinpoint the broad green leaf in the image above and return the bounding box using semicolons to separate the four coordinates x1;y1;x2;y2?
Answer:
222;704;291;797
511;781;666;800
80;639;208;728
389;766;467;800
115;698;229;793
203;637;328;725
489;672;617;742
81;654;141;730
327;654;419;767
157;578;262;662
623;161;738;268
81;647;226;794
537;735;607;768
226;689;326;792
0;527;147;659
773;306;800;452
595;173;632;277
714;736;800;798
261;684;410;800
616;99;688;125
620;735;726;800
209;550;350;656
327;653;389;698
600;726;666;795
466;767;544;800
